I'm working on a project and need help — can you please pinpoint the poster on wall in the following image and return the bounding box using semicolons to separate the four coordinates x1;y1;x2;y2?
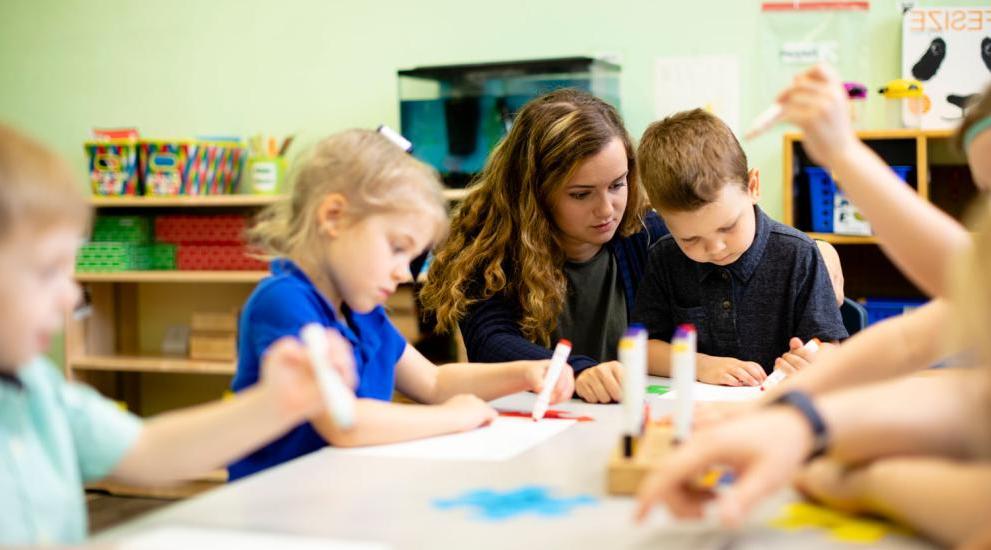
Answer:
902;6;991;129
654;55;740;135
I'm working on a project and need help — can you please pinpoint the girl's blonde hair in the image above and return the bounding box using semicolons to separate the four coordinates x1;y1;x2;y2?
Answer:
956;83;991;152
951;84;991;365
420;89;650;346
952;201;991;365
0;123;90;241
249;129;448;259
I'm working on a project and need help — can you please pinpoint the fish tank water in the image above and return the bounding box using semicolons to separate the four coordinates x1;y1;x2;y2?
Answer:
398;57;621;187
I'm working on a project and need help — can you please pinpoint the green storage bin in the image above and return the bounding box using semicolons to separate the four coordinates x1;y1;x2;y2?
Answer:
91;216;152;243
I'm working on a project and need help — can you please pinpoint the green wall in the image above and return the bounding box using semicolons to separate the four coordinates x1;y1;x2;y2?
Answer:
0;0;981;365
3;0;982;217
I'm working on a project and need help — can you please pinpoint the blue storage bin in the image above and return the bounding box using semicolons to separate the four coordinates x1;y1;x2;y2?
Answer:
861;298;927;326
804;165;913;233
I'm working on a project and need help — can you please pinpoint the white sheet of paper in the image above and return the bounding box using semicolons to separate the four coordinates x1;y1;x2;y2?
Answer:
117;525;390;550
331;416;576;461
658;382;762;402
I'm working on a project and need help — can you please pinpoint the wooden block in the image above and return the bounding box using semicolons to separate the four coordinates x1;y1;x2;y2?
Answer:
189;333;237;361
191;311;238;332
607;424;676;495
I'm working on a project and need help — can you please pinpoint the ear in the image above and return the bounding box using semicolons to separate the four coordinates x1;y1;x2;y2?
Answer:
747;169;761;204
316;193;349;238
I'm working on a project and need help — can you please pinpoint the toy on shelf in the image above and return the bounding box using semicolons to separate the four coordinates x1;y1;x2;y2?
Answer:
878;78;929;129
139;139;245;196
246;134;292;195
189;310;238;362
76;215;176;272
155;214;265;271
85;128;140;196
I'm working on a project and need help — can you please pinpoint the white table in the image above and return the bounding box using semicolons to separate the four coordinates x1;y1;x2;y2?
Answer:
96;381;936;549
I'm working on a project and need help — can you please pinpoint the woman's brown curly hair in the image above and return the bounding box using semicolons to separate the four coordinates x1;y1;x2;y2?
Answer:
420;88;650;345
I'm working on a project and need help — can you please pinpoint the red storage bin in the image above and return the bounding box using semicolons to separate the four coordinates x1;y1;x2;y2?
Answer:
156;215;248;245
177;245;267;271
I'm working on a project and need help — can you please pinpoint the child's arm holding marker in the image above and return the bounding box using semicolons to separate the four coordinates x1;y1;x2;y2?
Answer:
309;395;498;448
646;338;766;387
111;334;355;485
636;368;991;528
772;64;970;297
765;299;950;400
773;337;829;375
393;343;574;405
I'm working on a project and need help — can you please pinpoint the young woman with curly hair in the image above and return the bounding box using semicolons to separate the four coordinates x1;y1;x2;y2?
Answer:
420;88;667;403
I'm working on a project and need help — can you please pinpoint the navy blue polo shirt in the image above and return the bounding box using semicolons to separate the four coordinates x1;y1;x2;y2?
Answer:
228;259;407;480
631;206;847;373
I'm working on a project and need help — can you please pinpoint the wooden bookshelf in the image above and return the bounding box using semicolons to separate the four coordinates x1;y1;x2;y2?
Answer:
783;128;974;302
90;187;470;207
804;233;878;245
74;270;268;284
70;355;236;375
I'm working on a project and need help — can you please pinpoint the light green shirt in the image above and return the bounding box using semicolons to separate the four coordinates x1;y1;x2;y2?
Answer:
0;357;142;546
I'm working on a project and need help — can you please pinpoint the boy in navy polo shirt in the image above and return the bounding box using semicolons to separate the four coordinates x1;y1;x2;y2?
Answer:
632;109;847;386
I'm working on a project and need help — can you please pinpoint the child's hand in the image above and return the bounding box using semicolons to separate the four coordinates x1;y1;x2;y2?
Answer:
698;355;767;387
636;406;814;527
521;359;576;405
260;330;357;420
575;361;624;403
774;337;819;374
442;394;498;431
777;64;859;167
693;401;759;429
794;457;873;515
653;401;758;431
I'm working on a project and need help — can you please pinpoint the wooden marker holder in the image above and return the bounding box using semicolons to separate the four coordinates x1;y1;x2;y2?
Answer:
606;423;677;495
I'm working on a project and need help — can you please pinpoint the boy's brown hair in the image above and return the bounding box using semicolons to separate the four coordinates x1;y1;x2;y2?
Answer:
637;108;749;212
0;123;90;241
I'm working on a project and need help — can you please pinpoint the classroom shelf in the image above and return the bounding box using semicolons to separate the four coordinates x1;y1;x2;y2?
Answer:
783;128;975;304
805;233;878;245
70;355;236;375
89;188;470;207
74;270;269;283
782;128;955;141
89;195;280;208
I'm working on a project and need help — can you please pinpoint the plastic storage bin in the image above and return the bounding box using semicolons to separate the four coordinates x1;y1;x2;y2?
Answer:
861;298;927;326
806;165;912;233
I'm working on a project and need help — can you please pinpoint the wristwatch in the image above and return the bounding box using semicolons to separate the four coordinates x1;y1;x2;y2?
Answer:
771;390;829;460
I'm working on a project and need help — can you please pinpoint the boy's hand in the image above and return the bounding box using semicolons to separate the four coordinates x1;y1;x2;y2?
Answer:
575;361;624;403
636;407;814;527
777;64;860;167
698;355;767;387
520;359;575;405
774;337;820;374
259;330;357;420
442;394;498;431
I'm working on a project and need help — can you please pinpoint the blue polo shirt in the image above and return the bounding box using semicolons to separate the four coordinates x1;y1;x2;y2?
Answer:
228;258;407;480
